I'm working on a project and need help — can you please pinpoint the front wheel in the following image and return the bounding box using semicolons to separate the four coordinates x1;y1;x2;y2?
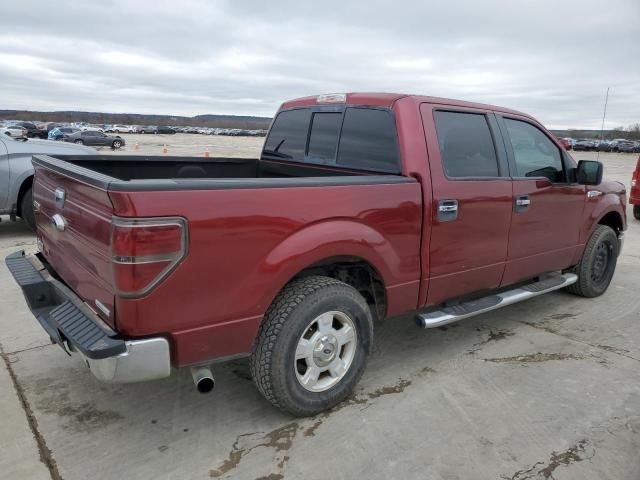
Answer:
634;205;640;220
74;139;84;145
112;140;122;149
565;225;619;298
250;276;373;416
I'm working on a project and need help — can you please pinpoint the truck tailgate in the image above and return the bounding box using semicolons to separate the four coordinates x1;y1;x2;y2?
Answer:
33;162;116;328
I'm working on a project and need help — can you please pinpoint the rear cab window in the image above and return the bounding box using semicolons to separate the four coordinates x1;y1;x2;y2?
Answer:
433;110;502;178
262;106;400;174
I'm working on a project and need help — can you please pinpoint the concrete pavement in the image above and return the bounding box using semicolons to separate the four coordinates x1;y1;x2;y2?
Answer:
1;151;639;479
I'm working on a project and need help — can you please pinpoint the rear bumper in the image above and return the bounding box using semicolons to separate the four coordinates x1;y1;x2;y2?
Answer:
5;250;171;383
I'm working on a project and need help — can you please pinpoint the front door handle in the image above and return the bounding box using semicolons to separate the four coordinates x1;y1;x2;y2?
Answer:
514;195;530;213
438;199;458;222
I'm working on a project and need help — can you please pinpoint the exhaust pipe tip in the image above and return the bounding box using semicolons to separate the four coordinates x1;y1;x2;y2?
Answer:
191;366;215;394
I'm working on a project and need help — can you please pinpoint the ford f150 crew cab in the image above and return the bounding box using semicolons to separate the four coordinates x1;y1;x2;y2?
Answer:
6;93;627;416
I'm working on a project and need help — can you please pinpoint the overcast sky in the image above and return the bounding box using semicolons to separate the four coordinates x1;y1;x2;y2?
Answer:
1;0;639;128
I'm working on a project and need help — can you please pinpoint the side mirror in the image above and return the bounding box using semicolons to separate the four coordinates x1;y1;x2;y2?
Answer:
576;160;603;185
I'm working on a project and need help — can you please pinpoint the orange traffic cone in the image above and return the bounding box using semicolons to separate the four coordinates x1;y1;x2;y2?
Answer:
204;149;210;158
134;143;139;151
162;144;168;155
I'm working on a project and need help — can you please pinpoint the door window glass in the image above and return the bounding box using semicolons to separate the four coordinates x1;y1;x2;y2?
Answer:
434;111;499;177
504;119;564;182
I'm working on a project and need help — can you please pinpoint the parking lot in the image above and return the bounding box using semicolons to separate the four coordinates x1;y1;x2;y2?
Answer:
1;147;639;480
87;133;266;158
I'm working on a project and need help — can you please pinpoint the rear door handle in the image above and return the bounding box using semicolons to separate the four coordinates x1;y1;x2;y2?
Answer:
514;195;530;213
438;200;458;222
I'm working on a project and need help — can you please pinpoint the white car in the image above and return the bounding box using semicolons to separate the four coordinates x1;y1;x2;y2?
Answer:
0;125;27;138
112;124;135;133
80;125;105;133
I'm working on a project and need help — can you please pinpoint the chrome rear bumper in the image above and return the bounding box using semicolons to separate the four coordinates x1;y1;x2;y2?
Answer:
6;250;171;383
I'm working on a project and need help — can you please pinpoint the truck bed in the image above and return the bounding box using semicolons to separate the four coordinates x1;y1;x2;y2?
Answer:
70;155;364;180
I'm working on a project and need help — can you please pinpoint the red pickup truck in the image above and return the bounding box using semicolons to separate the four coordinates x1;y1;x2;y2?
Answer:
6;93;627;416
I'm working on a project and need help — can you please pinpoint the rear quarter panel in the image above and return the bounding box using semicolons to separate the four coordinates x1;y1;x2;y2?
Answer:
110;181;422;366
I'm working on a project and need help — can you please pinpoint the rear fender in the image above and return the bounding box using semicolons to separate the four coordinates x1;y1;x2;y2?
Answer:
256;219;400;314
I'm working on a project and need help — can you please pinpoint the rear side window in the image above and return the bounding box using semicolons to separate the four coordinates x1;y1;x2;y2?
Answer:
503;118;564;182
434;111;499;178
263;109;312;162
338;108;399;172
307;112;341;162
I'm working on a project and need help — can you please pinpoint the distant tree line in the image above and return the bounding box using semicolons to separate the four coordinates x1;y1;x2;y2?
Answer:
551;123;640;141
0;110;272;130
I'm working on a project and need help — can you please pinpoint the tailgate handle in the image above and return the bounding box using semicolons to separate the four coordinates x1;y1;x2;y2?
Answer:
51;214;66;232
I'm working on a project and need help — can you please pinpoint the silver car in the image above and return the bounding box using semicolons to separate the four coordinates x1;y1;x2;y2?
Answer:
0;134;95;229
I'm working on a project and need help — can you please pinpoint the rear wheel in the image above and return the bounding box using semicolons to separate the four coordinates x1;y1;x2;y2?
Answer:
634;205;640;220
20;187;36;231
250;276;373;416
565;225;619;297
74;139;84;145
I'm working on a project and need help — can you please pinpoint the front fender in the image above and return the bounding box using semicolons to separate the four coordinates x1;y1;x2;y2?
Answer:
581;193;626;243
255;219;414;315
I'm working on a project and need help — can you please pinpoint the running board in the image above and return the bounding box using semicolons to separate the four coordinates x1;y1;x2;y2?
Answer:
415;273;577;329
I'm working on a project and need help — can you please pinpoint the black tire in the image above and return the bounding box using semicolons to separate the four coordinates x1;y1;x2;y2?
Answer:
20;187;36;231
634;205;640;221
74;139;84;145
112;140;122;149
250;276;373;416
565;225;619;298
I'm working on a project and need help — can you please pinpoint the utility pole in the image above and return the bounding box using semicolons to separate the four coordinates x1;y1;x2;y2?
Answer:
597;87;610;161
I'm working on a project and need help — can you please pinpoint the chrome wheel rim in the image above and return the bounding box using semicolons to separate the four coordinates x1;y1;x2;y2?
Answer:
294;311;357;393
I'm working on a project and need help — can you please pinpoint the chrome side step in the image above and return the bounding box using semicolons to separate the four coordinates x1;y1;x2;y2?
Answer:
415;273;577;328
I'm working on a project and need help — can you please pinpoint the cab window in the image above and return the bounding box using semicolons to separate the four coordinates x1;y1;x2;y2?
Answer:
504;118;564;182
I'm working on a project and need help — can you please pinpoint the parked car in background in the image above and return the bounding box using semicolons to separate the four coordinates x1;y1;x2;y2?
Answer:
156;126;176;134
6;93;626;416
63;130;125;149
557;137;571;150
617;141;637;153
596;140;612;152
48;127;80;140
138;125;158;134
80;125;105;133
1;125;28;138
573;139;596;151
0;133;94;229
15;122;48;139
112;124;136;133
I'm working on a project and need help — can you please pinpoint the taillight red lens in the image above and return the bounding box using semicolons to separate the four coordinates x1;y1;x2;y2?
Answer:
112;223;183;258
111;217;187;297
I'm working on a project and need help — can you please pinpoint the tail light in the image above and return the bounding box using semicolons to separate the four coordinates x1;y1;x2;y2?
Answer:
111;217;188;297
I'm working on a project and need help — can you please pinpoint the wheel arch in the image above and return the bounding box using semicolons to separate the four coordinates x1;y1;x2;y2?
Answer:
16;175;33;217
256;220;407;324
598;210;624;234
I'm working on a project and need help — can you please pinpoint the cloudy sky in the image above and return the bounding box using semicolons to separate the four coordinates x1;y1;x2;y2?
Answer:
1;0;639;128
